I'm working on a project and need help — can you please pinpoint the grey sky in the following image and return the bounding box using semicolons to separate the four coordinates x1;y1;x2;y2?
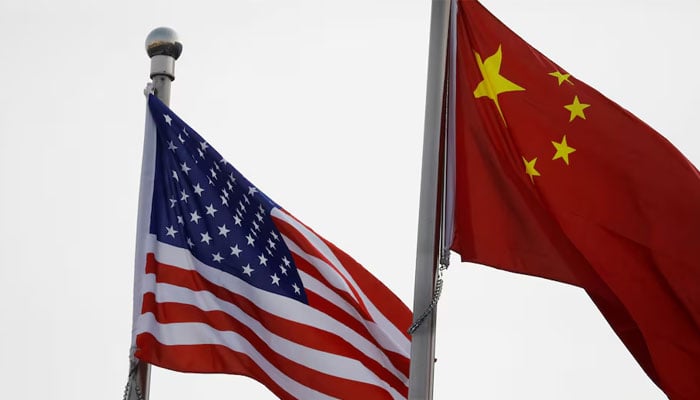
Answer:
1;0;697;398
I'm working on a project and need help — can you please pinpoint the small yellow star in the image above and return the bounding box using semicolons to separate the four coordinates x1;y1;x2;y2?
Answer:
551;135;576;165
564;95;590;122
548;71;573;86
473;45;526;123
522;156;541;183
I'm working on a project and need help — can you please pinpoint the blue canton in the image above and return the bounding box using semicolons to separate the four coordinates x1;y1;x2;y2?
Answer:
148;95;308;303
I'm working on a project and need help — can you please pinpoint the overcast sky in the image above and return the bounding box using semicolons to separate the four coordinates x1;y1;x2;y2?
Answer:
1;0;698;399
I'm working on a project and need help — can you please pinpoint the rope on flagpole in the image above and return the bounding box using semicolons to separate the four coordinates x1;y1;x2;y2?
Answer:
122;360;146;400
407;251;449;335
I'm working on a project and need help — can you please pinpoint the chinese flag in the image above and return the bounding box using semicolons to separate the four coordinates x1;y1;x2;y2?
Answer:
449;1;700;398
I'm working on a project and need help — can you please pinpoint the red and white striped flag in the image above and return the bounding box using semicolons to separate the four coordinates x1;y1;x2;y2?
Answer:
130;95;412;400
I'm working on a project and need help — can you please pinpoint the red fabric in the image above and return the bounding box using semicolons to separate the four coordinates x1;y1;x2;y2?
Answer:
450;1;700;398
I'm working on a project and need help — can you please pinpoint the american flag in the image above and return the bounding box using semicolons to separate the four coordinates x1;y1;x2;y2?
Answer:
131;94;412;399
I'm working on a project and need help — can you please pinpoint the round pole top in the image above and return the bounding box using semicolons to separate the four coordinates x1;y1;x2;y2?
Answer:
145;27;182;59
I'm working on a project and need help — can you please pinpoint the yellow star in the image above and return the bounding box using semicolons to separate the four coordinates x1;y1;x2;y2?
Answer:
548;71;573;86
473;45;525;123
522;156;541;183
551;135;576;165
564;95;590;121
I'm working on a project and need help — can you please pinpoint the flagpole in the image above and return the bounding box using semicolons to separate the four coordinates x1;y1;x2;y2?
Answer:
408;1;450;400
126;27;182;400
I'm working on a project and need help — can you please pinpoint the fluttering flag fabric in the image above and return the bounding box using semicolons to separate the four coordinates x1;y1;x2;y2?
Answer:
447;1;700;398
131;94;411;400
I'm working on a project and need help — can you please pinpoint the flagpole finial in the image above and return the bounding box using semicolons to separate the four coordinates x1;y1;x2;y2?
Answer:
145;27;182;81
145;27;181;105
146;27;182;59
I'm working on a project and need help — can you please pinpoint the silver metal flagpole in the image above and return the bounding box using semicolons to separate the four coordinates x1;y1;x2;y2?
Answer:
408;1;450;399
125;26;182;400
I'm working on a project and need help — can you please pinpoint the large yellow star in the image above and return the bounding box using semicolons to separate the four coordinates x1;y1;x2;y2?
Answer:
548;71;573;86
564;95;590;121
522;156;541;183
473;45;525;123
552;135;576;165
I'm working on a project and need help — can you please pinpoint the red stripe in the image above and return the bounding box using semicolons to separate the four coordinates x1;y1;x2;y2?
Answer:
293;255;380;337
141;292;408;397
273;214;373;321
272;211;412;369
322;239;413;341
274;211;412;340
294;256;411;376
145;254;379;352
136;332;296;400
144;254;409;396
146;253;408;376
139;293;401;399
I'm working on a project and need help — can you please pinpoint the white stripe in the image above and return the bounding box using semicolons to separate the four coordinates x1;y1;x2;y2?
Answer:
284;238;369;320
140;237;409;382
298;270;408;382
272;208;362;302
138;279;405;399
136;313;334;400
287;237;411;359
272;208;411;356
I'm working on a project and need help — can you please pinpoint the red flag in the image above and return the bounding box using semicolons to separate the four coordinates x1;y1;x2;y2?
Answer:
448;1;700;398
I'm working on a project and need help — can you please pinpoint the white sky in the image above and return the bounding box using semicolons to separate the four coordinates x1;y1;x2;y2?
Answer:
0;0;697;399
